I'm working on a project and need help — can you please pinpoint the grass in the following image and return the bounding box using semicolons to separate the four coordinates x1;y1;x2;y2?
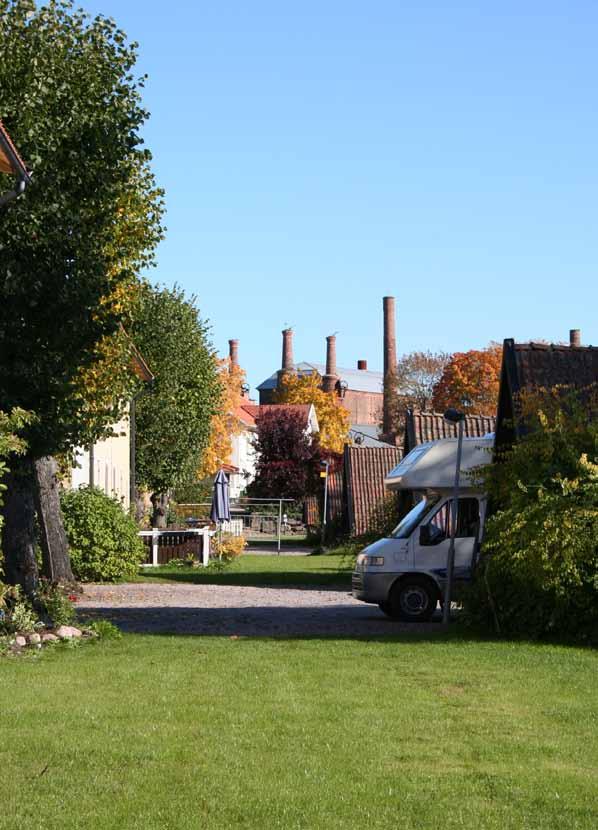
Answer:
137;552;354;588
1;633;598;829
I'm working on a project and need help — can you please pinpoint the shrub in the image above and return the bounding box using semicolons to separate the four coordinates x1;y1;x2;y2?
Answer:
36;579;76;626
463;391;598;643
61;487;145;581
211;532;246;562
0;583;38;634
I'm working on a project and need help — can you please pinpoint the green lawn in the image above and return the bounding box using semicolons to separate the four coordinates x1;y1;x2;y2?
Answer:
1;633;597;829
138;552;354;588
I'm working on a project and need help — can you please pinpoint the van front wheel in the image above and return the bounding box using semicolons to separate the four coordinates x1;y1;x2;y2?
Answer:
388;578;438;623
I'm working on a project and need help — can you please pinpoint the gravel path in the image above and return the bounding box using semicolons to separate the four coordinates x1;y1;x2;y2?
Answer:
76;582;442;637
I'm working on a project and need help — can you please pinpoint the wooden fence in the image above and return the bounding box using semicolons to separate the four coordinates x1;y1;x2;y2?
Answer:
139;528;212;567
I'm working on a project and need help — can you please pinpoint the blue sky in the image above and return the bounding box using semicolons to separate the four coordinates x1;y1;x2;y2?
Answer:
87;1;597;392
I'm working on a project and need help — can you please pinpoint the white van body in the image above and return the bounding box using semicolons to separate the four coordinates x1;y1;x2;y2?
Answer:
352;436;494;621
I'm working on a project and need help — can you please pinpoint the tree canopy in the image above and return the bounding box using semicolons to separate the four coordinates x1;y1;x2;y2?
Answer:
0;0;164;457
275;371;350;453
249;409;320;501
431;344;502;416
197;359;246;480
132;284;221;524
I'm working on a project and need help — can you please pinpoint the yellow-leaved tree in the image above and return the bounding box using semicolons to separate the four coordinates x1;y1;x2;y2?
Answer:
275;371;350;453
197;360;246;478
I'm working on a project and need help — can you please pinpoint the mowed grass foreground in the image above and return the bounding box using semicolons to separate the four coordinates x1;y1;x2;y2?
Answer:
138;552;353;588
1;634;598;829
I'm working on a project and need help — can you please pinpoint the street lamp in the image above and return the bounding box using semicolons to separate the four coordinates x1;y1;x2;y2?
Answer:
443;408;465;626
320;459;330;547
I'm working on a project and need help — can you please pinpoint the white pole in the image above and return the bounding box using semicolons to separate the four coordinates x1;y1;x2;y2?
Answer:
151;530;159;567
443;419;464;626
277;499;282;555
322;460;329;547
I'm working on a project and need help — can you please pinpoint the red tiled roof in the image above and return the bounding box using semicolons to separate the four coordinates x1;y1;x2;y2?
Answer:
496;339;598;448
237;403;312;427
404;409;496;455
344;445;402;537
0;120;29;178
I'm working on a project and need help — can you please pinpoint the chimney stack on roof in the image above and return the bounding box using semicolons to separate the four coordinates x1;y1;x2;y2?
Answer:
228;339;239;368
357;359;368;371
322;334;339;393
570;329;581;348
382;296;397;438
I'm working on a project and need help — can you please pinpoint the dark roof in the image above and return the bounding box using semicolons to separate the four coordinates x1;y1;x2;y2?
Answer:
257;362;383;395
495;339;598;448
404;409;496;455
344;445;402;537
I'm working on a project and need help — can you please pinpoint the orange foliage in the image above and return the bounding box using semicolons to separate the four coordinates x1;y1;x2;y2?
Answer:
197;360;246;478
431;344;502;416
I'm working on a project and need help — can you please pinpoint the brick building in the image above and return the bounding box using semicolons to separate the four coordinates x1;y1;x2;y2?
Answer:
256;296;398;439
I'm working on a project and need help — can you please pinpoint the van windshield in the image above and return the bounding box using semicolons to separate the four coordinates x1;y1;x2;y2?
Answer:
390;496;439;539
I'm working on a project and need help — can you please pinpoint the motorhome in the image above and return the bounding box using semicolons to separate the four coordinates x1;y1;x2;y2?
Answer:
352;436;494;622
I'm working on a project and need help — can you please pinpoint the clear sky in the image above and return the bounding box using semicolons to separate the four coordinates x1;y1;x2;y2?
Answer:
86;0;597;393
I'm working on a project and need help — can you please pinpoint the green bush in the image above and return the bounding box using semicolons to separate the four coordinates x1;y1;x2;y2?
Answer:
463;390;598;643
61;487;145;582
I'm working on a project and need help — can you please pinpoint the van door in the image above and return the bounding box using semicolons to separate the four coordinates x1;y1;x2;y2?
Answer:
413;497;481;584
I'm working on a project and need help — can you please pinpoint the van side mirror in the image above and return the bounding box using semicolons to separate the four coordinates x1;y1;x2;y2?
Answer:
419;525;432;546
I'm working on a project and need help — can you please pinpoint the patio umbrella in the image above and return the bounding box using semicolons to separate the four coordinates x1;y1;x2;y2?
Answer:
210;469;231;525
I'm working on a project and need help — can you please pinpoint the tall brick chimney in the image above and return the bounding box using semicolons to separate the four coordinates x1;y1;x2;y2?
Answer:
281;328;294;371
570;329;581;347
357;359;367;371
228;339;239;368
322;335;339;393
382;296;397;438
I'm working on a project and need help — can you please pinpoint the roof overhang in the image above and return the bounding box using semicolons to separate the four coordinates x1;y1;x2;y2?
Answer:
0;120;32;206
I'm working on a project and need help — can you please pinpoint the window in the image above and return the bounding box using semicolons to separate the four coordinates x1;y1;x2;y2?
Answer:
391;496;439;539
424;498;479;543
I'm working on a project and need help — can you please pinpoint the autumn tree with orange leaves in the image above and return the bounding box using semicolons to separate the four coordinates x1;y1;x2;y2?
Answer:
431;344;502;415
275;370;350;453
196;360;246;479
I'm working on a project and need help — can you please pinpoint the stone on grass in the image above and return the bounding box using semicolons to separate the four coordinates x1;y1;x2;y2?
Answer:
15;635;27;648
55;625;82;640
27;632;41;645
42;632;59;643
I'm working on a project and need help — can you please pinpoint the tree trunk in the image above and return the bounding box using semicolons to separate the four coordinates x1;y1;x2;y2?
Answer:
151;492;169;528
33;456;74;584
1;458;39;595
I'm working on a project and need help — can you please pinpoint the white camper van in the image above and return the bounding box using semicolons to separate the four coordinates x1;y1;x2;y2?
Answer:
352;437;493;622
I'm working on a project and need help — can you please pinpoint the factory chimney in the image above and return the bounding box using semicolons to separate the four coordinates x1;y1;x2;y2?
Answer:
569;329;581;347
228;339;239;368
382;296;397;439
322;334;339;393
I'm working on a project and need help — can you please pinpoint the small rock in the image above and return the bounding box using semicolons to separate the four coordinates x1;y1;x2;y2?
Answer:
55;625;82;640
27;632;42;645
41;632;59;643
15;635;27;648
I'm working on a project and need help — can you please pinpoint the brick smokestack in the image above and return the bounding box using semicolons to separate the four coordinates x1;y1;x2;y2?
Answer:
357;359;367;371
570;329;581;347
228;339;239;368
322;334;339;393
382;296;397;439
281;328;294;371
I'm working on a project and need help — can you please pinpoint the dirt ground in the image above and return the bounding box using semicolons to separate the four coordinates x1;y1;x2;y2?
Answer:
76;582;442;637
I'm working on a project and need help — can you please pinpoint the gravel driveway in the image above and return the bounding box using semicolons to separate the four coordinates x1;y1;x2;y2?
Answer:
76;582;442;637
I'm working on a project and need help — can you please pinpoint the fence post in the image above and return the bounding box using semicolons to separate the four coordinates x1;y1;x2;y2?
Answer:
152;530;159;567
277;499;283;555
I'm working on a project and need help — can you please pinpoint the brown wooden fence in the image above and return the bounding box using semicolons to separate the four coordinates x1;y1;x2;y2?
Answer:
139;529;212;566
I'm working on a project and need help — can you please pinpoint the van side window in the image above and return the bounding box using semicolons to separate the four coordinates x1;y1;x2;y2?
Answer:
425;498;479;542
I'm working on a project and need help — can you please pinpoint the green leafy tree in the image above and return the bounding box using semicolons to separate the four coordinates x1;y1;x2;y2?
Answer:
132;284;221;527
0;1;164;590
464;388;598;643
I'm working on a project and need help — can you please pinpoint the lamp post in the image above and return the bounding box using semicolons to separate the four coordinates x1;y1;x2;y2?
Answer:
443;408;465;626
320;459;330;547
